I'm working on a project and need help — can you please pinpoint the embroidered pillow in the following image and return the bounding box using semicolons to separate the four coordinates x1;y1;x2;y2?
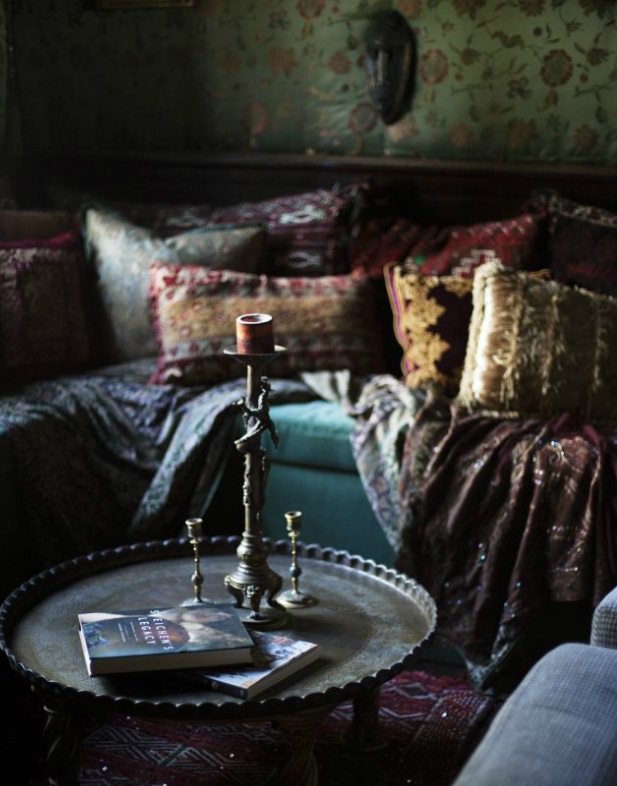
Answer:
384;262;474;393
206;186;359;277
0;231;92;385
542;192;617;297
148;265;386;385
83;208;268;363
403;213;542;277
457;261;617;428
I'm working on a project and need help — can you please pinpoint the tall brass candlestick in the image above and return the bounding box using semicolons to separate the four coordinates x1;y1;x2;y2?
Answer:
223;314;287;629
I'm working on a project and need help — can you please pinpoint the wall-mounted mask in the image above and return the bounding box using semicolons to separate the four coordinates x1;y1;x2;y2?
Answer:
365;10;416;126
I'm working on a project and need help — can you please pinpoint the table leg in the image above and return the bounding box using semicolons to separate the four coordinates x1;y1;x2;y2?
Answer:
343;684;386;751
273;705;334;786
40;692;80;786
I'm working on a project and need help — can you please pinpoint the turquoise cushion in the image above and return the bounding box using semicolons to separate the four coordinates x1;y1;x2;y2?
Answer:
264;400;357;473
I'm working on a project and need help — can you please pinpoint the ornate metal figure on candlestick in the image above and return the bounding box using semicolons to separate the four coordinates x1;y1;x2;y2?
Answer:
278;510;318;608
223;314;288;629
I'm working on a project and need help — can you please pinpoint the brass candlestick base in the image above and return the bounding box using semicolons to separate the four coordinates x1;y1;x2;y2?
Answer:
278;511;318;609
223;345;288;629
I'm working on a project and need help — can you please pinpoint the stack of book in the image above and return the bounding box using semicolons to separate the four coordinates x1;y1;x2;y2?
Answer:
77;601;320;697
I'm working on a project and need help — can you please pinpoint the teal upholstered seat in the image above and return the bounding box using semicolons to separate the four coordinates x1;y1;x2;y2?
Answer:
259;400;394;566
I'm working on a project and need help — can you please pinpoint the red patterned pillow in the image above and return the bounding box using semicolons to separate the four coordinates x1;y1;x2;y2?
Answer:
384;262;474;393
402;213;542;277
0;231;93;384
206;187;359;277
149;264;386;385
542;192;617;296
350;216;428;279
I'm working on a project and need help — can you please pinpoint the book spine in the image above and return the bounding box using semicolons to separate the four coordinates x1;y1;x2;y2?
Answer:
176;670;249;699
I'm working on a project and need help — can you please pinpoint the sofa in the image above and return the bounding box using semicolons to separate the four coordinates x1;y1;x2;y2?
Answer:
452;585;617;785
1;152;617;694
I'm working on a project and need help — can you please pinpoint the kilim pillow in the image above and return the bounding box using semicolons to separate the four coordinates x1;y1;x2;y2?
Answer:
148;264;386;385
206;186;359;277
0;231;92;385
83;207;267;363
456;261;617;428
402;212;542;277
384;262;474;393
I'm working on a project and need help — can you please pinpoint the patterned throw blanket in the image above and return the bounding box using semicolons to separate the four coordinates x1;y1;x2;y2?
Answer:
0;360;315;575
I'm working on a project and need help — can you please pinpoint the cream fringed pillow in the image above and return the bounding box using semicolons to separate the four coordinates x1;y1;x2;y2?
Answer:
456;261;617;427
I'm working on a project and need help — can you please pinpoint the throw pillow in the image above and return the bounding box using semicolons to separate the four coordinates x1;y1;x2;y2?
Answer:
384;262;474;393
402;212;542;277
350;216;427;279
148;264;386;386
83;207;268;363
541;191;617;297
456;261;617;428
206;186;359;277
0;231;92;385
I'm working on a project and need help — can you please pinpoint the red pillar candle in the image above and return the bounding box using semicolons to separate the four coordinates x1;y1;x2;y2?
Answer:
236;313;275;354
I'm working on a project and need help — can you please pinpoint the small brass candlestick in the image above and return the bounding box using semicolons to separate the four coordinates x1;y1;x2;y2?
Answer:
183;517;205;605
222;315;288;629
278;511;317;608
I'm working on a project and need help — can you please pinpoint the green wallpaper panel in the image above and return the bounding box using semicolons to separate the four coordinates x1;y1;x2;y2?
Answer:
6;0;617;163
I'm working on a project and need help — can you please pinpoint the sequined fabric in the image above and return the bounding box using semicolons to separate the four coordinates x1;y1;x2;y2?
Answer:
397;399;617;689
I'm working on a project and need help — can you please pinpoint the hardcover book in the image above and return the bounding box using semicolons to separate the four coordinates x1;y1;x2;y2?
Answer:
180;630;321;699
77;602;254;677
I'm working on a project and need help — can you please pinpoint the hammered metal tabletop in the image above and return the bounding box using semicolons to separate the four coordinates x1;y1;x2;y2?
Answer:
0;537;436;718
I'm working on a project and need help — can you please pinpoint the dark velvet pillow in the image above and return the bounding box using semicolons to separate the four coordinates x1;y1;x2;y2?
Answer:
384;262;474;393
0;231;93;384
543;192;617;296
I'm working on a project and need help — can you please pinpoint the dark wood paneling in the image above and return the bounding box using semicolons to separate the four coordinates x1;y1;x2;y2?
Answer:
14;151;617;223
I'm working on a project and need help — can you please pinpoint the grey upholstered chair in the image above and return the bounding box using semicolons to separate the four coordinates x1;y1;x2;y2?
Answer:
452;587;617;786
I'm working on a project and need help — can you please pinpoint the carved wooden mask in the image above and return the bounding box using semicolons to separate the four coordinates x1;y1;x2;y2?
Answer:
365;10;416;126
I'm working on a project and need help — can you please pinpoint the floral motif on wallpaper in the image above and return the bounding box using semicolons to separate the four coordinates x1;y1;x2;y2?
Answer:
6;0;617;164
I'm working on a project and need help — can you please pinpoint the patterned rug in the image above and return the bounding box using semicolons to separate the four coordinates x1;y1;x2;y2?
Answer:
8;669;497;786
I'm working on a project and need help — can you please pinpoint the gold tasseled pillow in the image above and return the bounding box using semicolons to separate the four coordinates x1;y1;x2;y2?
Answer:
457;261;617;427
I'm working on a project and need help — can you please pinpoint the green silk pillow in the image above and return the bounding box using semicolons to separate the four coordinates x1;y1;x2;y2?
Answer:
83;208;267;363
457;261;617;427
148;264;386;385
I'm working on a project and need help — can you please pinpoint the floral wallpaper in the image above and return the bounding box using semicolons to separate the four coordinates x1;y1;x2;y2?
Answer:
2;0;616;164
